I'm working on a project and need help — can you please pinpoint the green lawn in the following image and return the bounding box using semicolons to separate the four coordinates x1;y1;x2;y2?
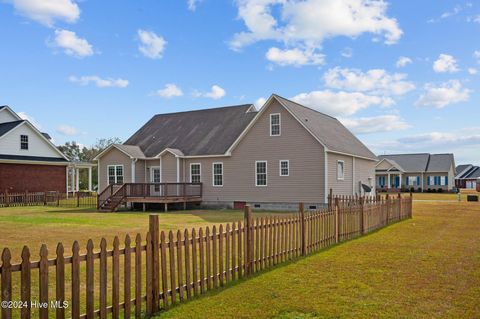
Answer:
154;200;480;318
0;206;290;262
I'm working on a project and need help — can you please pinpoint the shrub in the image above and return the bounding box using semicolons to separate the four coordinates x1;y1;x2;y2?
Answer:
410;187;415;193
438;188;443;193
417;187;422;193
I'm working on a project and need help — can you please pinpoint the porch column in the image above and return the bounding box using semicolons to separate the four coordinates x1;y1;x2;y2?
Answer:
88;167;92;191
75;168;80;192
399;173;403;188
387;173;391;189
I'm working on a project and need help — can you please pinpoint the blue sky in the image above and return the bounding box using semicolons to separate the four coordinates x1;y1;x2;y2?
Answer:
1;0;479;164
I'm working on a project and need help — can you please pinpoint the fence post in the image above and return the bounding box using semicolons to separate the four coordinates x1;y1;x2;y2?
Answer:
5;189;9;207
385;194;390;225
328;188;333;210
43;191;47;206
148;214;160;312
244;205;252;275
299;203;306;256
398;193;402;219
409;192;413;218
335;197;339;243
25;190;28;206
76;192;80;208
360;197;365;235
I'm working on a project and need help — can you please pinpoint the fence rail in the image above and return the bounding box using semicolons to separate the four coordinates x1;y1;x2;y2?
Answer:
0;191;97;209
0;193;412;319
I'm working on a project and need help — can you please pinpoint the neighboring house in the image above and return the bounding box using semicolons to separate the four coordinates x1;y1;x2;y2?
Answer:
455;164;480;189
95;94;377;210
0;105;69;193
375;153;456;192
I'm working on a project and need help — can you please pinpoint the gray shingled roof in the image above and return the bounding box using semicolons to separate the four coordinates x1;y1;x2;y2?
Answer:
466;167;480;179
378;153;454;173
275;95;377;160
427;154;455;172
378;154;430;172
456;164;472;177
124;104;257;157
0;154;68;163
0;120;24;137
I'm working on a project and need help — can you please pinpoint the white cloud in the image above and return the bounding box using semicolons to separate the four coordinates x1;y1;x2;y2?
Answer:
9;0;80;26
265;47;324;66
187;0;202;11
52;29;93;58
372;127;480;154
230;0;402;51
56;124;78;136
291;90;394;117
340;47;353;58
468;68;478;75
18;111;41;129
69;75;129;88
152;84;183;98
137;29;166;59
415;80;470;108
433;54;459;73
323;67;415;96
340;115;410;134
474;50;480;62
254;97;267;108
193;85;226;100
396;56;412;68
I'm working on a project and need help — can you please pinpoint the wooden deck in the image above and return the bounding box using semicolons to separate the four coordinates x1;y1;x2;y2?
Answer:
97;183;203;211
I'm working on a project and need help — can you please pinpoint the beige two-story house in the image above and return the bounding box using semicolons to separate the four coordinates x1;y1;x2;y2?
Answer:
95;94;377;210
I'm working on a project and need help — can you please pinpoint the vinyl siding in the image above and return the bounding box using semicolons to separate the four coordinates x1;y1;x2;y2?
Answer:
327;153;353;196
98;147;132;192
0;124;62;158
354;157;376;194
161;152;177;182
184;100;325;203
0;110;18;124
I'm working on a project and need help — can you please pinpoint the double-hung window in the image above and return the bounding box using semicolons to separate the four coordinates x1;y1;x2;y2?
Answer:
108;165;124;184
279;160;289;176
256;161;267;186
270;113;281;136
337;160;345;180
20;135;28;150
190;163;201;183
407;176;417;186
212;163;223;187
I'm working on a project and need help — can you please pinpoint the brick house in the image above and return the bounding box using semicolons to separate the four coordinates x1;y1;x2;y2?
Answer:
0;105;70;193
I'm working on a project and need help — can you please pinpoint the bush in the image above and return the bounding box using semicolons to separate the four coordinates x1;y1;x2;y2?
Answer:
432;189;437;193
438;188;443;193
417;187;422;193
410;187;415;193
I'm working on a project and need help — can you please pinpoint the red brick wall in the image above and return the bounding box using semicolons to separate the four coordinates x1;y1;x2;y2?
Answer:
0;163;67;193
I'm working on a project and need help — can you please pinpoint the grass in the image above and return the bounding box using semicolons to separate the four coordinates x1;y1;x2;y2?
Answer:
153;198;480;318
0;206;291;262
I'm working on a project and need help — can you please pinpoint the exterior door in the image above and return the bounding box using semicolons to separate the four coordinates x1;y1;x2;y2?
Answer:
150;167;161;195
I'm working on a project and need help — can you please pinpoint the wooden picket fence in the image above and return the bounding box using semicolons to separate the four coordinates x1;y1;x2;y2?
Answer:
0;191;97;209
0;194;412;319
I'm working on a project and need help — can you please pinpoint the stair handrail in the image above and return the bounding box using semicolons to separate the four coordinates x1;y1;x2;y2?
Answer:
109;184;128;212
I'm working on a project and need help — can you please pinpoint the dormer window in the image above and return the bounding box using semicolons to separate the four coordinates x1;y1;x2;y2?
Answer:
270;113;281;136
20;135;28;150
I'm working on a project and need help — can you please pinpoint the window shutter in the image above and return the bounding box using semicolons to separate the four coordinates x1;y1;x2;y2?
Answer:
417;176;420;185
445;176;448;186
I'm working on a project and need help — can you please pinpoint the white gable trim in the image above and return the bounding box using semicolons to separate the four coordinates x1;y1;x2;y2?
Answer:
0;106;22;121
375;158;404;171
225;94;377;161
156;148;185;158
93;144;136;160
225;95;328;155
0;121;68;160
